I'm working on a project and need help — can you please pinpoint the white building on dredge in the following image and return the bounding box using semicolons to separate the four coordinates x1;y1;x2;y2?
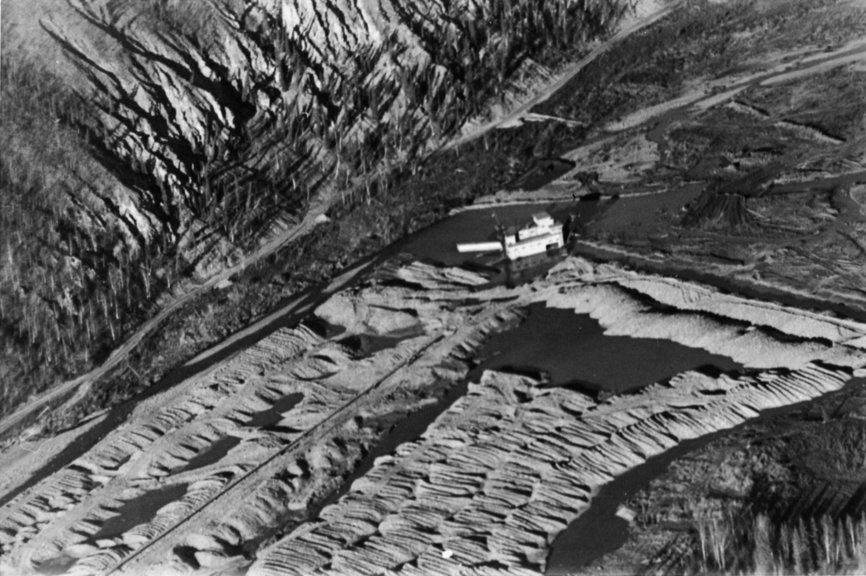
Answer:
457;212;564;261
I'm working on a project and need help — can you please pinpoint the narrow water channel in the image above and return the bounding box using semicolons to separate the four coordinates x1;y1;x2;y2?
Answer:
545;431;731;574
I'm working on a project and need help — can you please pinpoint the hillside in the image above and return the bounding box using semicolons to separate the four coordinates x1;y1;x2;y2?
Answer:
0;0;635;431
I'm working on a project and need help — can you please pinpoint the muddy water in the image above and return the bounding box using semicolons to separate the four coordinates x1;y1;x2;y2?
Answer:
481;302;741;394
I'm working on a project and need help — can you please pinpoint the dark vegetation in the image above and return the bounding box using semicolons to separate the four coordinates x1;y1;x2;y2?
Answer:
535;0;866;233
1;0;635;425
674;507;866;574
675;418;866;575
537;0;860;126
0;53;176;410
621;381;866;575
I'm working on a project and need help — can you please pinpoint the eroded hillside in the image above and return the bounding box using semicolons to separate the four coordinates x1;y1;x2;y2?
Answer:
0;0;635;429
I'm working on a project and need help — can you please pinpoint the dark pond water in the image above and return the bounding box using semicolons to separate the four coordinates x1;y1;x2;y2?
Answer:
338;324;426;357
544;380;866;574
482;302;742;394
545;428;735;574
476;303;744;573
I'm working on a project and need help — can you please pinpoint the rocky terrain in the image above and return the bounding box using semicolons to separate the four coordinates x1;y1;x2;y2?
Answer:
6;0;866;574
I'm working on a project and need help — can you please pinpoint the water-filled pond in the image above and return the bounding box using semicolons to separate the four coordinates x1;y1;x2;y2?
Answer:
481;302;742;394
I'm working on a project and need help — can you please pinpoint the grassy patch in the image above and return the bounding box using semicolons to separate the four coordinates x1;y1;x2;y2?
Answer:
742;68;866;141
535;0;866;126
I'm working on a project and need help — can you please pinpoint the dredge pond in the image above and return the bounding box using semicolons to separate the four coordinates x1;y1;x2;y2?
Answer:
481;302;741;394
